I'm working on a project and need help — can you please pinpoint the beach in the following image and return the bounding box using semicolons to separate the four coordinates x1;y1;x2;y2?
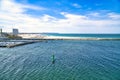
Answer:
18;33;120;40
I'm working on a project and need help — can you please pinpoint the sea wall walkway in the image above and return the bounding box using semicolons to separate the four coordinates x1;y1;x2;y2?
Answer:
0;40;41;48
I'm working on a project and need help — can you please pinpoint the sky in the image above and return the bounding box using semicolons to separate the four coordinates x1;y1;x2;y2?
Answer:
0;0;120;33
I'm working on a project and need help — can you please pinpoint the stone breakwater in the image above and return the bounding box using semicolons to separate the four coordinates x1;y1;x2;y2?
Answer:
0;40;41;48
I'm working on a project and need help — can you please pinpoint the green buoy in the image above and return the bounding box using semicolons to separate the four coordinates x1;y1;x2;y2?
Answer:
52;54;55;64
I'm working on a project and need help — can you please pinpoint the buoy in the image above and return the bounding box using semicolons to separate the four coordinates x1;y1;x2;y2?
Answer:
52;54;55;64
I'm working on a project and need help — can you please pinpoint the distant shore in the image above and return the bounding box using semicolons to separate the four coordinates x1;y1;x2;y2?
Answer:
1;34;120;48
18;34;120;40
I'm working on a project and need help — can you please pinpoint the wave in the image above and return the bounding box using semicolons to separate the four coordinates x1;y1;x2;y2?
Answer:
43;36;120;40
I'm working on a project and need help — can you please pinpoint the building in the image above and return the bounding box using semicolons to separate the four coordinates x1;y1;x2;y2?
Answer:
13;29;19;35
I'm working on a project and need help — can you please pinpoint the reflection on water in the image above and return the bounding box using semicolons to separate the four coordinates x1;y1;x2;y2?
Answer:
0;40;120;80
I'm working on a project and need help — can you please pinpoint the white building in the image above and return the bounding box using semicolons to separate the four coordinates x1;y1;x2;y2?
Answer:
13;29;19;35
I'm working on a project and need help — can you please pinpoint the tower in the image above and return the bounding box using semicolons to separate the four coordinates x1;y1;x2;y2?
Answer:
0;29;2;37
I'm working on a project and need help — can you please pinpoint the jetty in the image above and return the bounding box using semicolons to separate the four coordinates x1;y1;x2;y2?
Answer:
0;40;41;48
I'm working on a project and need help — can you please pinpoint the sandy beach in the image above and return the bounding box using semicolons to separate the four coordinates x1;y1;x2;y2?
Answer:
18;33;120;40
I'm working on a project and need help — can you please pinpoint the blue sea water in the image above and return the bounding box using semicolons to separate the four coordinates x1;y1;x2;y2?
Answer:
43;33;120;38
0;40;120;80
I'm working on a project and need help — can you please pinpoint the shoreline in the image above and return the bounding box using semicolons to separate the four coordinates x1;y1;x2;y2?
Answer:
42;36;120;40
0;37;120;48
18;34;120;41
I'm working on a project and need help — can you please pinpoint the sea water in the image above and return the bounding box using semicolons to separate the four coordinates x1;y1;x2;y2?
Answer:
43;33;120;38
0;40;120;80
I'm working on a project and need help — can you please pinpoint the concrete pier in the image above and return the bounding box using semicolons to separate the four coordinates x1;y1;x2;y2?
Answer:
0;40;40;48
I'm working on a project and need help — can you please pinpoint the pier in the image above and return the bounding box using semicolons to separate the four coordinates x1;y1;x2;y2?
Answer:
0;40;41;48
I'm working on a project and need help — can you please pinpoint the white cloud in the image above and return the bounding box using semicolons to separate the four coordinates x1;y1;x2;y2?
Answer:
0;0;120;33
72;3;82;8
88;12;100;17
1;0;24;13
0;0;45;13
108;13;120;19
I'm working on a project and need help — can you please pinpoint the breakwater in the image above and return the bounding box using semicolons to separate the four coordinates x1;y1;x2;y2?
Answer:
0;40;41;48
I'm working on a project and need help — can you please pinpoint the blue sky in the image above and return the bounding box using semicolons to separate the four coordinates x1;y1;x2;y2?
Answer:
16;0;120;17
0;0;120;33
